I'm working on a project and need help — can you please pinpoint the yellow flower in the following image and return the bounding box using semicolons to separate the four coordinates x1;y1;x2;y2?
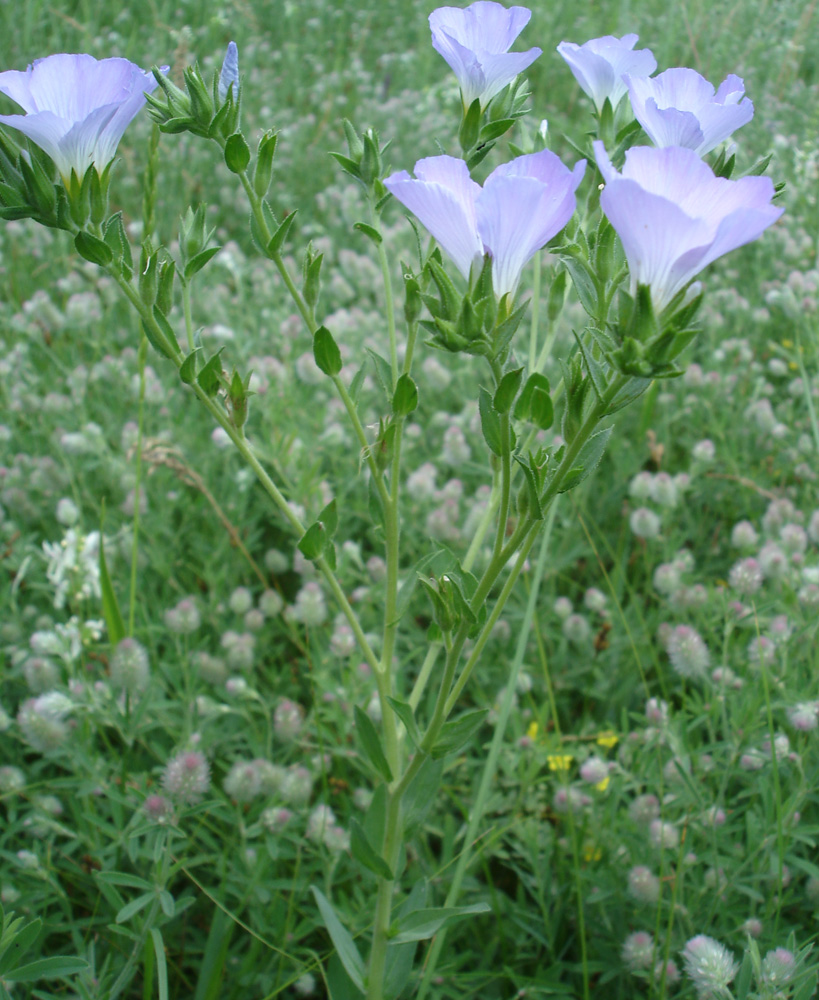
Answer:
789;361;798;371
547;754;573;772
583;843;602;862
782;339;793;348
595;731;618;749
595;776;610;792
527;721;539;741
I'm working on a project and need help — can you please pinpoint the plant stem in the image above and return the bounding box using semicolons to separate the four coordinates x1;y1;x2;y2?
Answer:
369;193;398;387
127;335;147;637
416;506;557;1000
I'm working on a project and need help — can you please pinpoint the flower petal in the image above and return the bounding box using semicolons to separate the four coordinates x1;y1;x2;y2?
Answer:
385;155;483;280
558;35;656;112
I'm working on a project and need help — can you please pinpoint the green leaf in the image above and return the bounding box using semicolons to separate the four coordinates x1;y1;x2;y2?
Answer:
95;871;153;891
150;928;169;1000
310;887;365;992
478;386;502;456
391;373;418;416
99;531;125;647
184;245;221;281
326;954;364;1000
561;254;598;319
297;521;326;561
514;372;553;429
223;132;250;173
348;363;367;405
353;221;382;245
268;210;297;255
366;347;394;399
75;231;113;267
313;326;342;377
386;698;421;748
318;498;338;537
363;784;388;852
389;904;490;944
115;891;155;924
354;706;393;782
179;348;202;385
5;956;89;983
735;949;753;1000
197;349;225;397
193;909;234;1000
556;425;614;494
430;709;488;759
147;306;180;361
0;918;41;975
403;757;443;838
572;329;608;403
350;819;393;880
493;367;523;414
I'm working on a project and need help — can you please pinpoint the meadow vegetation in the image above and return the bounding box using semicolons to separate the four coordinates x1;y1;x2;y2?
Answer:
1;1;819;998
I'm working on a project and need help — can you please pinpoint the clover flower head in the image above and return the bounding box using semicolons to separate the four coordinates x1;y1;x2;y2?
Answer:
626;68;754;157
429;1;542;109
385;150;584;300
681;935;738;999
595;142;783;311
557;34;656;113
0;53;163;182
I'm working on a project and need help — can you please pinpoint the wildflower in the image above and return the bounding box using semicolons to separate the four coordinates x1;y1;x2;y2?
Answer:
273;699;305;742
788;702;819;731
622;930;654;971
162;749;211;804
553;596;573;619
280;764;314;804
165;596;201;634
258;588;283;617
758;541;788;579
244;608;264;631
626;68;754;156
22;657;60;693
547;753;573;772
628;865;661;903
630;794;660;824
739;917;762;937
109;637;150;694
580;756;608;784
629;470;654;500
562;612;591;644
0;766;26;793
629;507;661;539
666;624;710;680
584;587;608;613
552;786;588;813
594;142;782;311
728;557;763;595
557;34;656;113
747;635;776;669
18;692;73;753
385;150;584;299
217;41;239;103
650;472;678;507
143;794;173;822
596;730;619;748
649;819;679;850
653;563;680;594
645;698;668;724
294;973;316;997
681;935;738;999
691;439;716;462
0;54;162;182
731;520;758;549
429;1;541;109
56;497;79;525
761;947;796;989
228;586;253;614
223;760;263;803
261;807;294;831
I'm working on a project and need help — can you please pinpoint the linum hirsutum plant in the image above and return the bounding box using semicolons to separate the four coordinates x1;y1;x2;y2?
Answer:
0;2;785;998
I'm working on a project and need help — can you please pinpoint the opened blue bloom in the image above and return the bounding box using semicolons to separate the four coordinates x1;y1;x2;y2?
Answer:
429;1;542;109
557;34;656;114
625;68;754;157
385;150;585;299
594;141;782;310
0;53;161;182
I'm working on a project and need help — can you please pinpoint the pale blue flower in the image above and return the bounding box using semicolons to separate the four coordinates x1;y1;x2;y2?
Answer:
0;53;161;181
218;41;239;103
557;34;656;113
385;150;585;299
625;68;754;156
594;141;782;310
429;1;542;109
